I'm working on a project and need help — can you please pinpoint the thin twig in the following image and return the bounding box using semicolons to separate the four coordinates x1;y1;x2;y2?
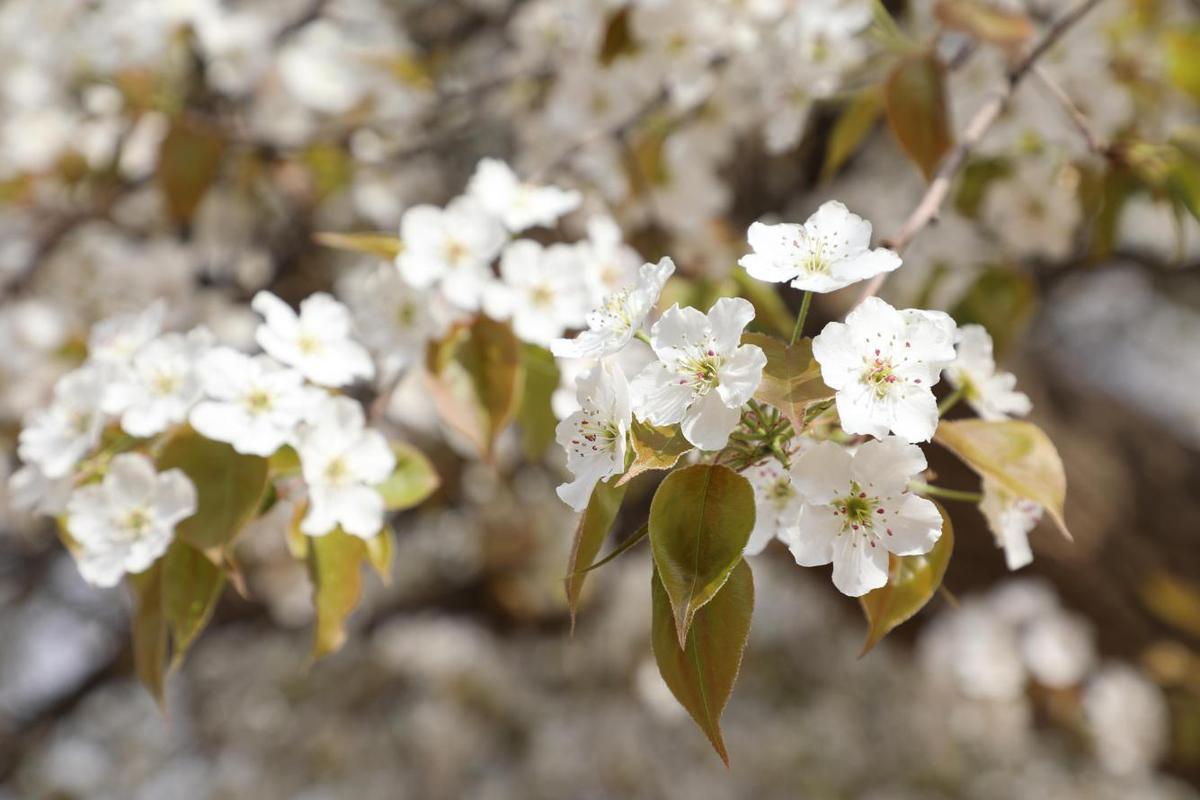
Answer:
1033;64;1108;155
857;0;1108;302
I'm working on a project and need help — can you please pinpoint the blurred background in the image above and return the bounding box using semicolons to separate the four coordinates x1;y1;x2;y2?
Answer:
1;0;1199;797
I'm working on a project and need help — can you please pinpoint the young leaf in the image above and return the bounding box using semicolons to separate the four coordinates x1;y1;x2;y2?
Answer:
935;419;1071;539
517;344;560;459
743;333;833;434
157;116;226;224
376;443;440;512
308;528;367;658
860;501;955;655
365;527;394;584
425;317;524;459
651;558;754;767
564;478;627;629
617;420;693;486
649;464;755;649
157;431;270;550
934;0;1034;52
129;563;168;707
885;51;953;181
313;232;403;260
162;539;225;668
1163;26;1200;104
822;86;884;181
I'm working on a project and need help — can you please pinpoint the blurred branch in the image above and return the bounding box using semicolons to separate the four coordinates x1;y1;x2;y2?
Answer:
858;0;1108;302
1033;65;1110;156
274;0;329;44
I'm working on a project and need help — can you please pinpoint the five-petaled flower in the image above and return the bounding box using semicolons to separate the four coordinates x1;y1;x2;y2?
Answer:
555;360;632;512
297;396;396;538
945;324;1032;421
785;437;943;597
631;297;766;451
396;196;507;310
484;240;591;347
252;291;374;388
18;366;108;479
102;329;211;437
65;453;197;588
812;296;957;443
467;157;582;233
551;257;675;360
738;200;901;293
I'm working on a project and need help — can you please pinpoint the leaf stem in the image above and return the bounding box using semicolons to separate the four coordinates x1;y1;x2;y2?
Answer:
789;291;813;346
937;385;964;417
909;481;982;504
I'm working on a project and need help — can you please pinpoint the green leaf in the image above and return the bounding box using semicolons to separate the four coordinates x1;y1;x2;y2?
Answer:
158;431;269;550
157;116;225;224
934;0;1034;51
517;344;561;459
267;444;302;478
649;464;755;649
821;86;884;181
744;333;833;434
425;317;524;459
884;51;953;181
935;419;1071;539
651;558;753;767
376;443;439;512
860;501;954;655
162;539;225;668
129;563;168;707
365;527;394;584
1163;26;1200;104
308;528;367;658
314;231;403;260
564;478;627;630
617;420;693;486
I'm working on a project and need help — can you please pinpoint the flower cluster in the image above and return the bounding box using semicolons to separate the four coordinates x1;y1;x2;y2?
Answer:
12;292;397;587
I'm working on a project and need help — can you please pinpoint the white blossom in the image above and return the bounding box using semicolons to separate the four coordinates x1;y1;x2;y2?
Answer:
396;196;507;311
785;437;943;596
555;360;631;511
101;329;211;437
1084;664;1170;776
631;298;766;451
551;257;675;360
578;215;642;305
812;296;957;442
18;366;108;479
466;157;581;232
1020;609;1095;689
741;457;803;555
739;201;900;293
87;301;165;366
252;291;374;388
980;479;1043;571
65;453;197;587
297;396;395;538
189;348;321;457
484;240;590;346
946;324;1032;421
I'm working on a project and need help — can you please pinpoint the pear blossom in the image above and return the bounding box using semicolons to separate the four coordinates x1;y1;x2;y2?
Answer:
812;296;957;442
252;291;374;388
980;479;1043;571
466;157;582;232
17;366;108;479
631;298;766;451
189;349;321;457
65;453;197;588
555;360;632;512
1021;608;1095;688
297;396;396;538
739;201;901;293
551;339;656;421
1084;665;1170;776
945;324;1032;421
396;196;507;311
484;240;591;346
740;457;803;556
551;257;675;360
785;437;943;596
101;329;211;437
578;216;643;305
9;464;73;516
87;301;165;366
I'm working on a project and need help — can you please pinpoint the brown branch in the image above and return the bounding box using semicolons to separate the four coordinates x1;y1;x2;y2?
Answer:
1033;65;1109;155
857;0;1108;302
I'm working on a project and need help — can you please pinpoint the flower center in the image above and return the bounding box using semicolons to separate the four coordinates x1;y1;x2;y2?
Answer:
862;353;898;398
324;457;351;485
679;348;723;394
297;333;322;355
444;239;469;266
244;388;274;414
798;238;828;274
530;284;555;307
832;483;882;535
567;413;622;460
150;370;179;396
119;506;154;539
